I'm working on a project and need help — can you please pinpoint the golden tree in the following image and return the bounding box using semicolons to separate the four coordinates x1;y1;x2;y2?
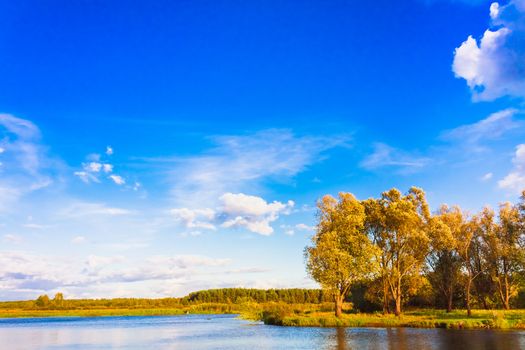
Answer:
364;187;430;316
305;193;379;318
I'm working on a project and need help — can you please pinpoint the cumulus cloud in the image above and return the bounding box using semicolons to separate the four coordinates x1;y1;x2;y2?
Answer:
361;143;431;173
170;193;294;236
75;147;127;186
170;208;216;230
453;0;525;100
219;193;294;235
498;144;525;193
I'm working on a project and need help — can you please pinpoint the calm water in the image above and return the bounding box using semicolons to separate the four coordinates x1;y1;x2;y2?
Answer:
1;314;525;350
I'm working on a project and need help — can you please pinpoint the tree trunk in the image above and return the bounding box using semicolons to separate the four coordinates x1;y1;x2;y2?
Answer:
394;282;402;316
394;297;401;316
447;291;453;313
335;293;344;318
466;278;472;317
503;276;510;310
383;278;390;315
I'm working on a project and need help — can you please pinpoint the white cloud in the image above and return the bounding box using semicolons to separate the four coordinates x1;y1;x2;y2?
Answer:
481;172;494;181
453;1;525;100
170;193;295;235
170;208;216;230
74;171;99;183
219;193;294;235
295;223;316;231
490;2;500;19
498;144;525;193
361;143;430;172
75;148;127;186
103;164;113;173
109;174;125;185
220;192;294;217
0;251;233;299
86;162;102;172
60;202;134;218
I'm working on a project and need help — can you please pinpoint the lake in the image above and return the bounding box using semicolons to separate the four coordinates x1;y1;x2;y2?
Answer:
1;314;524;350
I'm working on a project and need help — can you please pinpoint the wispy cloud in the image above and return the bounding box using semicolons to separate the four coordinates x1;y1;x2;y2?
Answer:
441;109;522;152
0;251;234;299
360;143;431;173
0;114;57;212
498;144;525;194
59;202;134;218
142;129;348;206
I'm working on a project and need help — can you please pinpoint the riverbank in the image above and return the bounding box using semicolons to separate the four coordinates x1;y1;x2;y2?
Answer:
259;309;525;329
0;303;240;318
2;302;525;330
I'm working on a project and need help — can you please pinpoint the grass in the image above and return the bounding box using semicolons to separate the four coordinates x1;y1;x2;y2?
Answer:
259;307;525;329
0;303;240;318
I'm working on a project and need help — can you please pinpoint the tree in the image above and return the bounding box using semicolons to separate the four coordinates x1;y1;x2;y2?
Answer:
305;193;379;317
363;198;391;314
428;205;464;312
457;212;484;317
35;294;50;308
484;203;524;309
53;293;64;308
364;187;430;316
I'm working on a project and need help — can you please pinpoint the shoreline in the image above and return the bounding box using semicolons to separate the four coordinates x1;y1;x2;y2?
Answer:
1;308;525;330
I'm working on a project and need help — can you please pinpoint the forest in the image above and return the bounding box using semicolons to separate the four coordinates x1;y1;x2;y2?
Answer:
305;187;525;318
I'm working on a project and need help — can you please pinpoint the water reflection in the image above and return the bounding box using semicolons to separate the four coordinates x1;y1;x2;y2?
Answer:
1;315;524;350
336;327;347;350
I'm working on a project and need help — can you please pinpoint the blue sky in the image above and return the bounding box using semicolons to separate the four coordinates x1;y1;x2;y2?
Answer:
0;0;524;300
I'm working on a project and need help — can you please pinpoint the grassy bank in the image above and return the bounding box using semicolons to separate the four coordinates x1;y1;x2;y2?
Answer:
3;300;525;330
259;307;525;329
0;302;242;318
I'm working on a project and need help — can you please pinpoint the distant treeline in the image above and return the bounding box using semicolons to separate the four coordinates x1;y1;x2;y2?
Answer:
184;288;331;304
0;288;331;310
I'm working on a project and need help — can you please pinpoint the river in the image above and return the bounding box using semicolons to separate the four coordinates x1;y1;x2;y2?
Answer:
1;314;524;349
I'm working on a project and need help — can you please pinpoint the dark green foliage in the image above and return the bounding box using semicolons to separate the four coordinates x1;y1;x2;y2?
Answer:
183;288;330;305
